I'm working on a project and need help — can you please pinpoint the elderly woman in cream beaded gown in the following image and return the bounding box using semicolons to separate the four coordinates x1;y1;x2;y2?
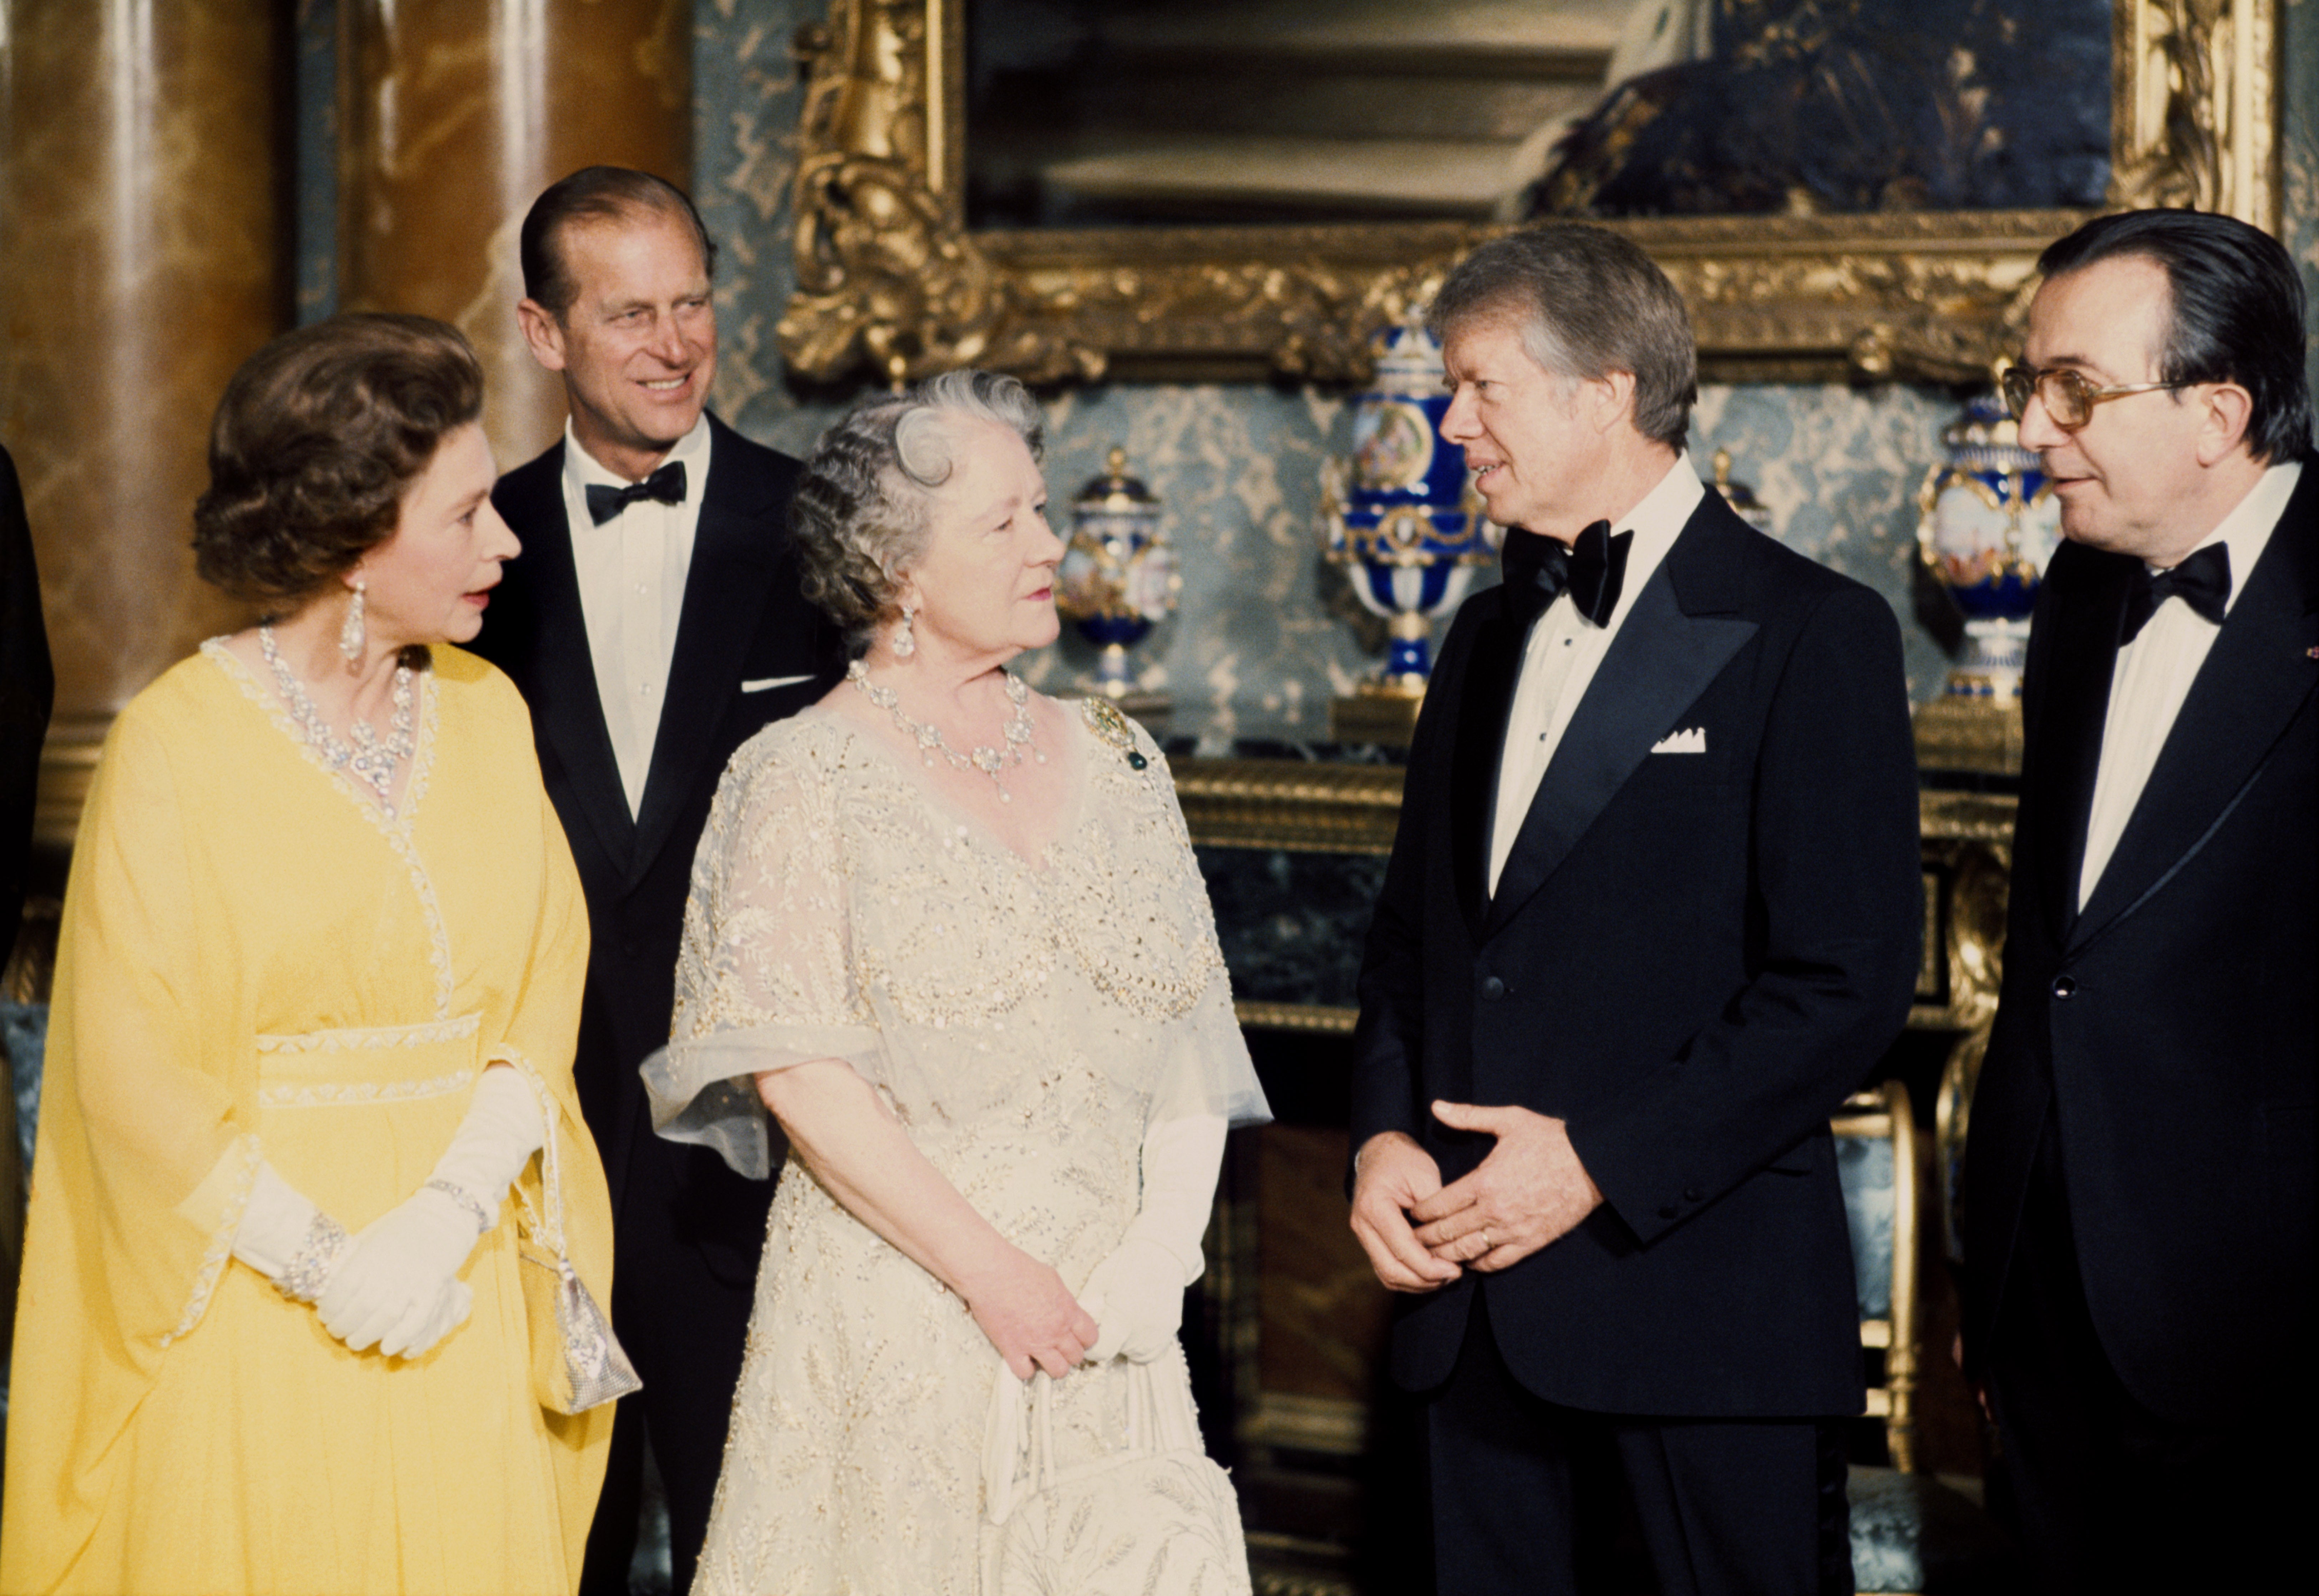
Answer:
643;370;1270;1596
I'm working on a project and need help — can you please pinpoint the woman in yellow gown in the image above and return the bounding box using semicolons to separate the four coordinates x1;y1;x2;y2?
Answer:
1;315;614;1594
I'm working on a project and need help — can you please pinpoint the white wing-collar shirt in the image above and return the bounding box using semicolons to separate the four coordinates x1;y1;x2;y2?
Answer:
560;413;715;818
2077;458;2302;909
1489;450;1706;893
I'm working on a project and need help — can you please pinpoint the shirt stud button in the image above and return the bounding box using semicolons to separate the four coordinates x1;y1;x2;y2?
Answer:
1481;976;1506;1000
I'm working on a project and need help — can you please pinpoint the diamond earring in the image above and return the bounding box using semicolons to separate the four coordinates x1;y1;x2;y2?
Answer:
890;606;917;659
338;578;367;664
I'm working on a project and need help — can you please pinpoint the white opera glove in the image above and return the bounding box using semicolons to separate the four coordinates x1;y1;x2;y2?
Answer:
316;1065;544;1358
1081;1114;1227;1364
232;1159;354;1304
418;1063;546;1234
1080;1237;1190;1363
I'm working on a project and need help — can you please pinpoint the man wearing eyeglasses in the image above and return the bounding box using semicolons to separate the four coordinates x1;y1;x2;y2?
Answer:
1961;208;2315;1589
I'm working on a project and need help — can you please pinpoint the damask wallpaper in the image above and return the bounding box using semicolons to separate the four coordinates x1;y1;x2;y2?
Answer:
300;0;2319;739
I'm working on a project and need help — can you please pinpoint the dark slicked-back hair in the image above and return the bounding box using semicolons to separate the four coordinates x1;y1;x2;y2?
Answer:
2040;209;2315;464
1426;222;1698;450
520;166;717;319
194;313;484;610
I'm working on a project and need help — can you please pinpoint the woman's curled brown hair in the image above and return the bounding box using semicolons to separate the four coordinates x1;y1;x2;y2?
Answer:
193;313;484;610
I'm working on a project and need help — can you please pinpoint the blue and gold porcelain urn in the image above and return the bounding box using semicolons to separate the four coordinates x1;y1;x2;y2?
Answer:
1321;310;1493;742
1912;386;2062;773
1055;446;1178;715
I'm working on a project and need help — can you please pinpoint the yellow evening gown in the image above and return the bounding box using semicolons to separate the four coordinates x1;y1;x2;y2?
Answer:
0;641;613;1596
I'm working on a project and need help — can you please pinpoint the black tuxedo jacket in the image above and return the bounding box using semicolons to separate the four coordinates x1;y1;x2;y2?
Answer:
1350;490;1923;1417
1962;464;2318;1426
473;414;839;1267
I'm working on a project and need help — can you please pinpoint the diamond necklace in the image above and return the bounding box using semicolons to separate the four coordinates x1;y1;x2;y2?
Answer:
260;623;417;816
848;659;1043;801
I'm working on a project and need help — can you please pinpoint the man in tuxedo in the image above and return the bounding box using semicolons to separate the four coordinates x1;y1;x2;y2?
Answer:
470;167;837;1595
1959;209;2315;1589
1348;223;1923;1594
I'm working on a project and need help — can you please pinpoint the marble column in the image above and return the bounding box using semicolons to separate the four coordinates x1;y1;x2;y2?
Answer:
337;0;692;470
0;0;289;843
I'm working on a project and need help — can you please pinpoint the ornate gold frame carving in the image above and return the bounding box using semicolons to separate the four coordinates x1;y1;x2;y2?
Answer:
779;0;2281;388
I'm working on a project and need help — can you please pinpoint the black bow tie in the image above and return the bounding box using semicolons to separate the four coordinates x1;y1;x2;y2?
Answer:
584;461;687;526
2121;543;2231;644
1499;520;1633;631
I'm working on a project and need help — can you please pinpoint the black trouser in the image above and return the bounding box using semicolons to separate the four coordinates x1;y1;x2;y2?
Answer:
579;1129;768;1596
1986;1124;2309;1595
1425;1292;1852;1596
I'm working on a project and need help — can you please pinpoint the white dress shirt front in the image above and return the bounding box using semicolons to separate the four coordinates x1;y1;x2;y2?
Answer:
560;415;714;818
1489;452;1706;893
2077;459;2301;909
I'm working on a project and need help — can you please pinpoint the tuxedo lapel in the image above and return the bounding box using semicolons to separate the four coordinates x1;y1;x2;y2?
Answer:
1483;502;1757;941
2027;542;2133;945
2071;481;2319;949
1450;592;1530;940
630;417;781;883
504;447;637;871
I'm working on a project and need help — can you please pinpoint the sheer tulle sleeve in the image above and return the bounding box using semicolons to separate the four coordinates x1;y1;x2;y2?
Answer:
1140;726;1271;1133
1148;962;1272;1132
643;728;889;1178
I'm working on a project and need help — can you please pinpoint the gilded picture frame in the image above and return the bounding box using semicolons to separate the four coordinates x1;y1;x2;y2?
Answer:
777;0;2282;388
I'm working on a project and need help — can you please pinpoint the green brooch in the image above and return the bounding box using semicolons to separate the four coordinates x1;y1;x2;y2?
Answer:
1081;698;1149;769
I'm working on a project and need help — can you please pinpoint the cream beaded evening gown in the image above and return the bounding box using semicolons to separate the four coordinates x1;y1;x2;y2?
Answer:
646;698;1269;1596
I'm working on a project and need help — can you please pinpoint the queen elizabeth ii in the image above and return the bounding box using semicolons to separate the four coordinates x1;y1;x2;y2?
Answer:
642;369;1270;1595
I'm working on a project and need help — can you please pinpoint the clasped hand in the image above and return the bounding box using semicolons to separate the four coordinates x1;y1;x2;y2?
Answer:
1349;1100;1604;1293
964;1246;1100;1382
316;1185;483;1359
968;1240;1186;1377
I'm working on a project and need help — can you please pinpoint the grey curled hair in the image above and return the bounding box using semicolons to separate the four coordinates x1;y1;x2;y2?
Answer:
790;369;1047;655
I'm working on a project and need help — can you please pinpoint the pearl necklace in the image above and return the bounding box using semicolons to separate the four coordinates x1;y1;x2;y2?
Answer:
848;660;1043;800
260;624;417;816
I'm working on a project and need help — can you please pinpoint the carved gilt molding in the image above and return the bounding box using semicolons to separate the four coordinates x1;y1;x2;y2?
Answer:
777;0;2281;388
2110;0;2280;226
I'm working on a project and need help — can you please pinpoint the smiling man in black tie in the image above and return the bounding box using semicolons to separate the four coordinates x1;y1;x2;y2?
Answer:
1348;222;1923;1595
470;166;837;1595
1960;209;2316;1591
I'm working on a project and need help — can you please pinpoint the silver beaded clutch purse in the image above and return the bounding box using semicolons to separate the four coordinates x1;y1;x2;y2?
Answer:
517;1232;641;1414
510;1064;641;1415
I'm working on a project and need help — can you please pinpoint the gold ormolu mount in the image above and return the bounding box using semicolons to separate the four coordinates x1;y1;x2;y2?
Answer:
1326;621;1430;745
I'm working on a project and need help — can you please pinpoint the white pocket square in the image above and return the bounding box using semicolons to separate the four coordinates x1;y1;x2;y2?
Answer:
740;674;813;694
1651;727;1707;754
